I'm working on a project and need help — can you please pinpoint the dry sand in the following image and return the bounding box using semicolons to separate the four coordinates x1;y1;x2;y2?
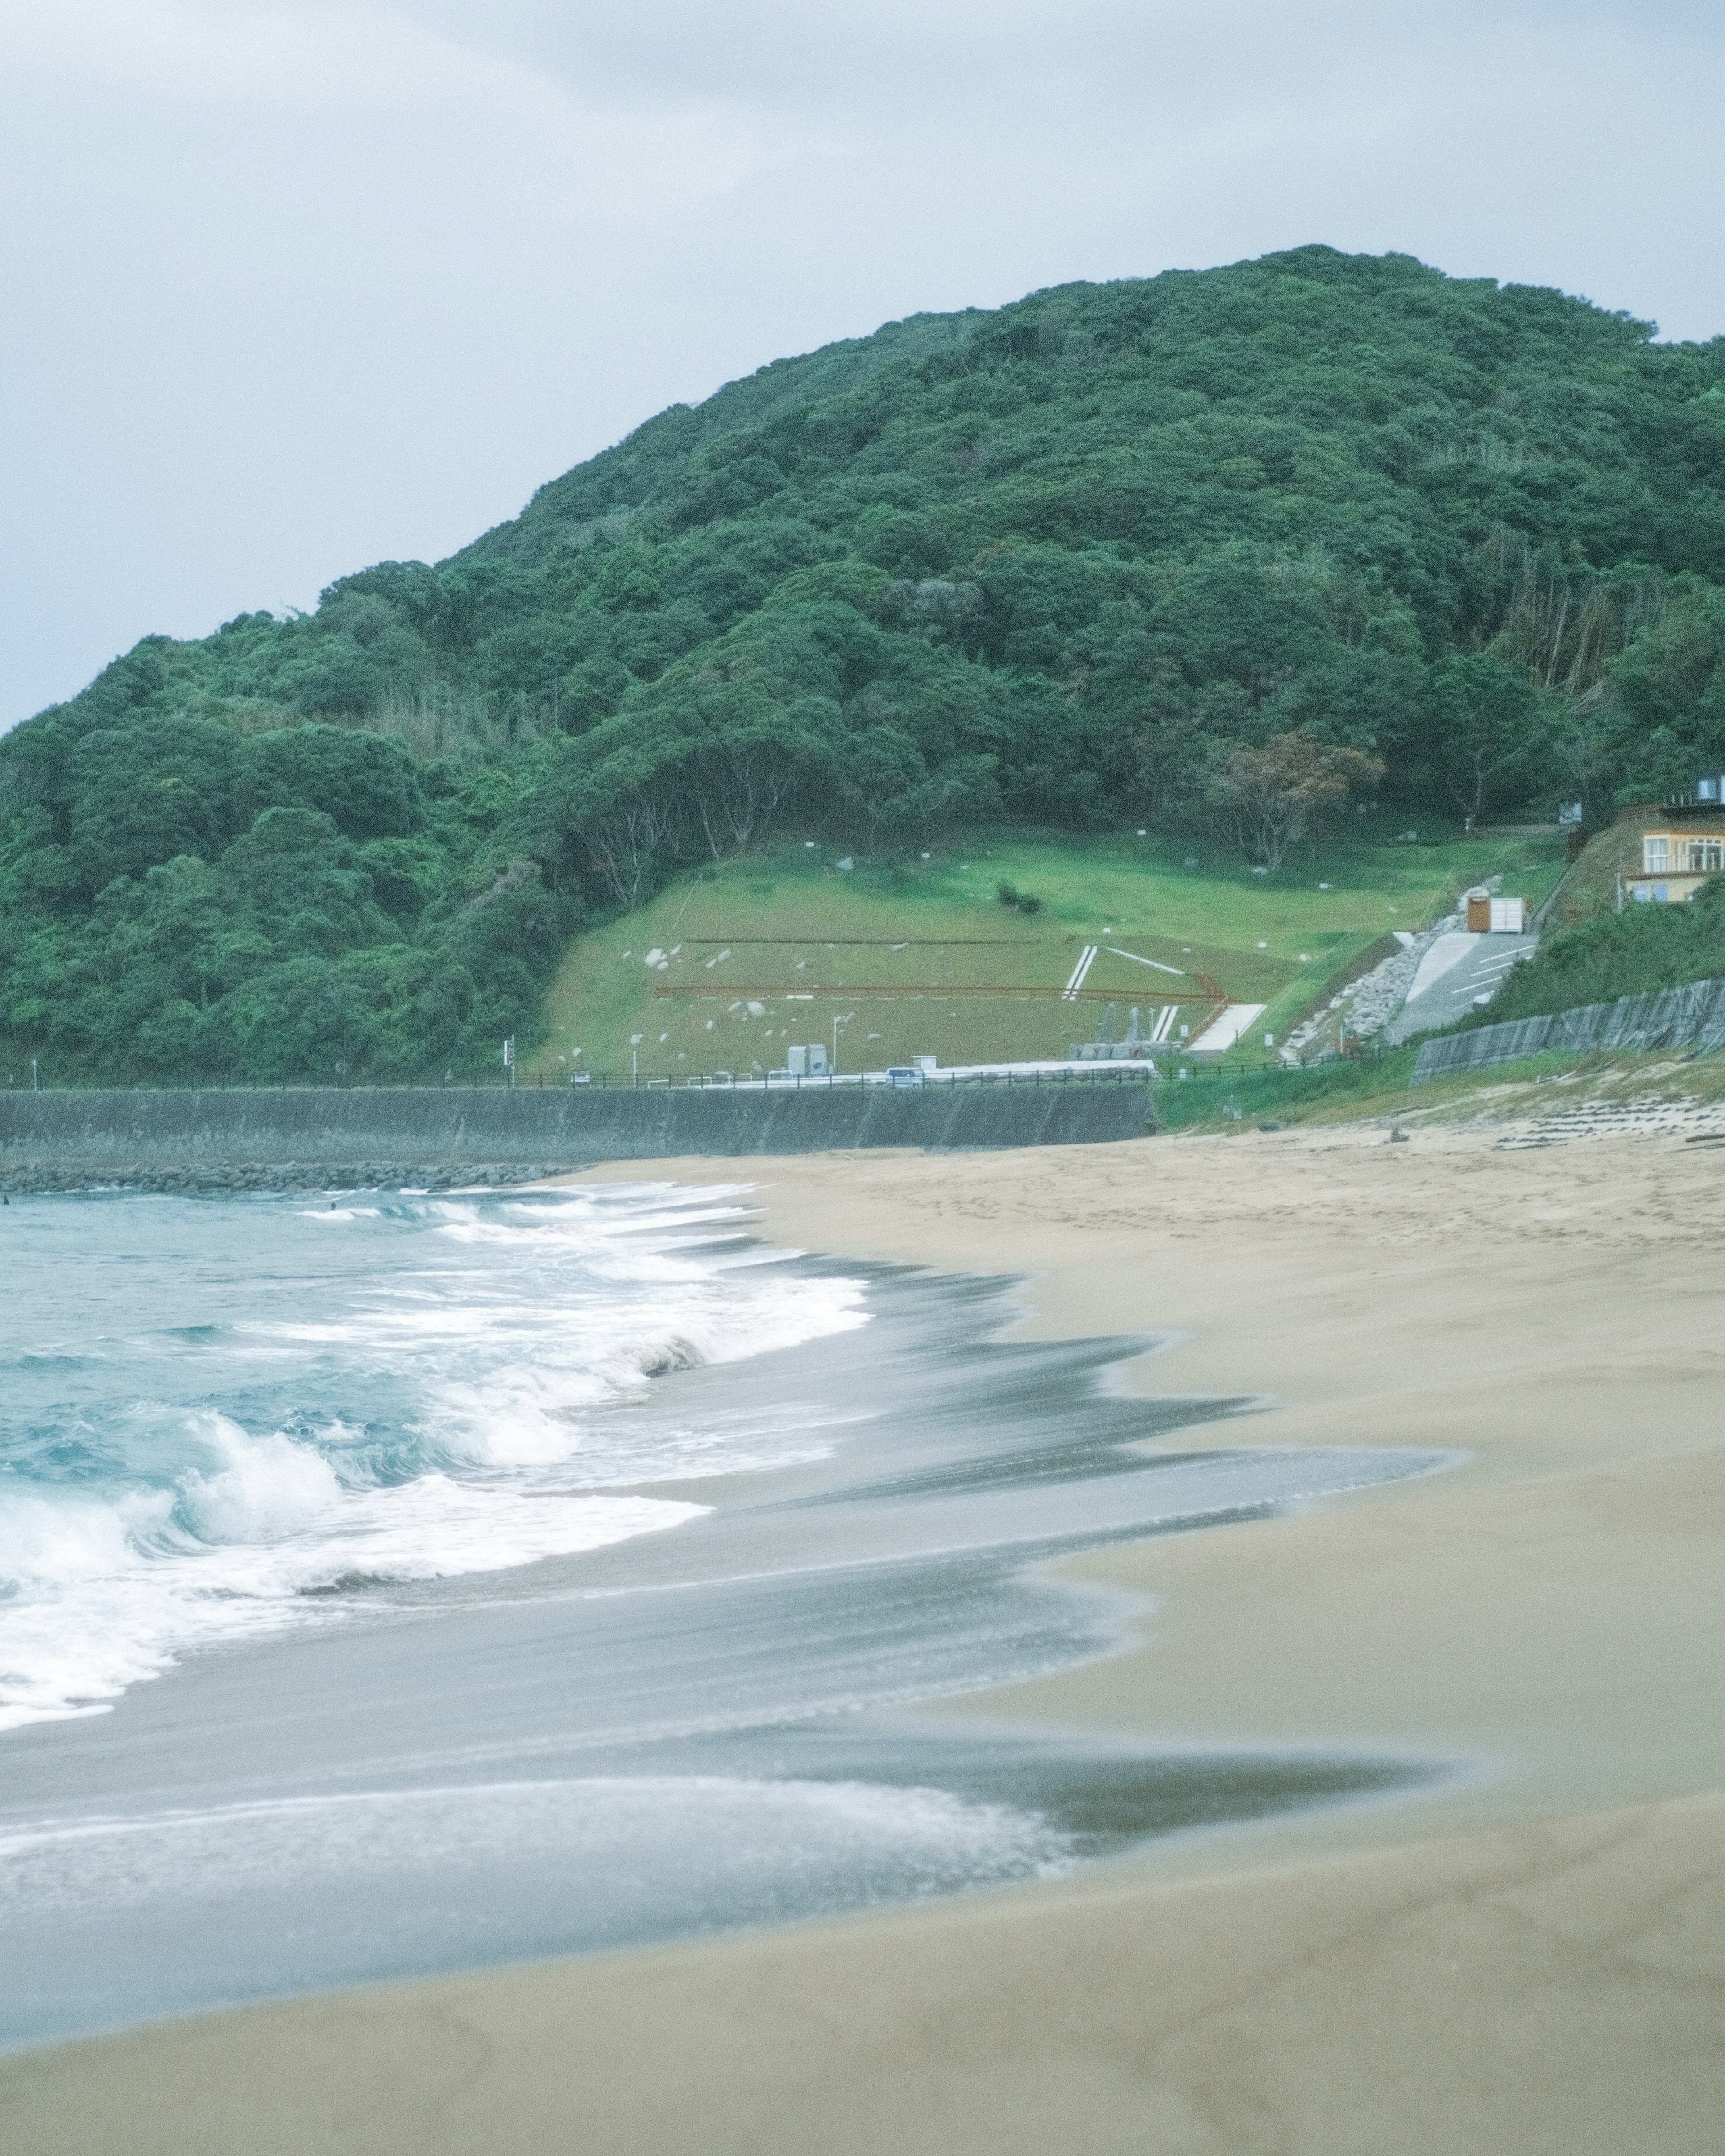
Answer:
6;1121;1725;2152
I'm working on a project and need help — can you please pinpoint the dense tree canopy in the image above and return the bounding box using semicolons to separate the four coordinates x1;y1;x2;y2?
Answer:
5;245;1725;1078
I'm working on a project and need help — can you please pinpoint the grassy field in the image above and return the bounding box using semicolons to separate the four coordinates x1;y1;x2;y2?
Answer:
526;826;1565;1082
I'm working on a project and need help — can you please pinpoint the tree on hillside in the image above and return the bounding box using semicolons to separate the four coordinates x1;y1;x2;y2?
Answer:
1423;654;1540;830
1601;583;1725;800
1208;731;1384;870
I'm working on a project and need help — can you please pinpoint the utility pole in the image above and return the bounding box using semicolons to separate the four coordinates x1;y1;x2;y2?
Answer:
31;1059;39;1092
503;1036;516;1090
832;1013;853;1074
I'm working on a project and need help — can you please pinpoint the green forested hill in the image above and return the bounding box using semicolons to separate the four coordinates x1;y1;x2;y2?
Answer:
5;245;1725;1082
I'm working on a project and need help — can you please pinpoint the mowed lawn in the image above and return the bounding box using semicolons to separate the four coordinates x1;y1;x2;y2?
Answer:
526;828;1564;1080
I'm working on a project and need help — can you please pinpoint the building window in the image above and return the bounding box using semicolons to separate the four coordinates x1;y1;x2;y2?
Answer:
1685;839;1723;872
1643;836;1670;872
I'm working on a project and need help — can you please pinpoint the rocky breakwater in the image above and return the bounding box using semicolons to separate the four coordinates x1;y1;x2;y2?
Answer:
1280;919;1458;1065
2;1158;550;1195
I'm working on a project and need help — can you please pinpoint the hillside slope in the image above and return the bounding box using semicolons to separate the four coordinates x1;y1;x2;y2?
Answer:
528;827;1556;1082
5;246;1725;1083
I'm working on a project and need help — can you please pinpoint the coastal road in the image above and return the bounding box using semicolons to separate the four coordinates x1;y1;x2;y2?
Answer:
1384;929;1538;1044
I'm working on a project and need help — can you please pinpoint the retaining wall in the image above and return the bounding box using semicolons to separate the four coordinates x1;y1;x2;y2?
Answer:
0;1078;1154;1188
1411;976;1725;1084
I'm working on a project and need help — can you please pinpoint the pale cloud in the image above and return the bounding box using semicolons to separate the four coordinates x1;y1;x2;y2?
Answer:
1;3;803;221
2;2;485;109
3;1;1723;729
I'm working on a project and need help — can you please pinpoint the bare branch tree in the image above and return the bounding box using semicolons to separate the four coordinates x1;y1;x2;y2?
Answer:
1209;732;1384;870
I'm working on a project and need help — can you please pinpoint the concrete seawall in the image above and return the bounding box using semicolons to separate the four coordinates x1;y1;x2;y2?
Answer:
1411;975;1725;1084
0;1080;1154;1189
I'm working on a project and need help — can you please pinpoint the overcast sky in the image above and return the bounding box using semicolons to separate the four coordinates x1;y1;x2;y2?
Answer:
4;0;1723;732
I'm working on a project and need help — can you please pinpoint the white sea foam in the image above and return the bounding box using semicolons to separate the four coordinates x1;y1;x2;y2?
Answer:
0;1770;1072;2044
0;1430;704;1735
0;1776;1070;1924
0;1186;868;1735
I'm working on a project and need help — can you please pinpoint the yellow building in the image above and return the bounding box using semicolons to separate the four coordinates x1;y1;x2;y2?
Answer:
1622;827;1725;905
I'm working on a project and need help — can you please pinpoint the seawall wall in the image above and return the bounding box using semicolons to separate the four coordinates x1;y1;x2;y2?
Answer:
1410;976;1725;1084
0;1079;1154;1189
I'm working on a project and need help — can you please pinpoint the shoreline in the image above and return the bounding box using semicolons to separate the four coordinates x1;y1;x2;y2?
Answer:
566;1126;1725;1855
0;1198;1439;2055
5;1122;1725;2151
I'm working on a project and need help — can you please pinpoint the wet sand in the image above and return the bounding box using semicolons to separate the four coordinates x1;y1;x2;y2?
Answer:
5;1121;1724;2152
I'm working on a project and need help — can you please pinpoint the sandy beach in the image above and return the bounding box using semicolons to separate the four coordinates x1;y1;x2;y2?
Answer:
5;1117;1725;2153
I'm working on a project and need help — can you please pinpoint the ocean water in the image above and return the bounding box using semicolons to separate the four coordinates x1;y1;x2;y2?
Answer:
0;1186;1451;2049
0;1185;865;1735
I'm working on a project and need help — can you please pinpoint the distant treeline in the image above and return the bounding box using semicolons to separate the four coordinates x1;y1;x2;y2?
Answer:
5;244;1725;1081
